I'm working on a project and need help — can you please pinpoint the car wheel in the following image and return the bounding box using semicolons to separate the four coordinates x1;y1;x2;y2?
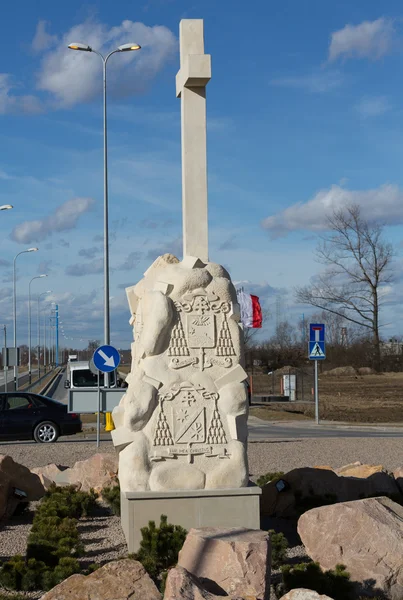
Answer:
33;421;59;443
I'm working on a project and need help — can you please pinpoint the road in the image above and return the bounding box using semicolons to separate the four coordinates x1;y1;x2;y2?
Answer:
43;371;403;442
0;368;40;391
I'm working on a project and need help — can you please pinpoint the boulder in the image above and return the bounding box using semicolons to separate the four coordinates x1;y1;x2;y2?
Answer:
260;466;401;518
298;497;403;600
41;559;161;600
0;455;45;521
53;453;118;492
335;462;384;477
164;566;236;600
178;527;270;600
394;467;403;494
280;591;334;600
31;463;65;490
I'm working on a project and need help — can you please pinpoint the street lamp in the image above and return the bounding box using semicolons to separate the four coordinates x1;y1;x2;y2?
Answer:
0;205;13;211
41;292;53;373
13;248;38;390
37;289;51;377
67;40;141;363
28;275;47;384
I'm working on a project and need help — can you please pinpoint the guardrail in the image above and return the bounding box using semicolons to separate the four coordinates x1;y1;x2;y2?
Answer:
23;368;61;394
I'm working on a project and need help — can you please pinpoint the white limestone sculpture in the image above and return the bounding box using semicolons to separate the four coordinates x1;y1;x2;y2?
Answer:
111;254;249;492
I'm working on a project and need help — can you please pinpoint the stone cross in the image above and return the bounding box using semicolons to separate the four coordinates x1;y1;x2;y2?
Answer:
176;20;211;263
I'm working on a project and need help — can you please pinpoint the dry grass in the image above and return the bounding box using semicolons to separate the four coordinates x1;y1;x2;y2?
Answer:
250;407;311;421
252;372;403;423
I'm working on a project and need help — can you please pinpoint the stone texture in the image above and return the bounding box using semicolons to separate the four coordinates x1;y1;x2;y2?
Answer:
177;527;270;600
112;254;249;492
0;455;45;521
335;462;384;477
298;497;403;600
164;566;235;600
31;463;64;489
41;559;161;600
53;453;118;492
260;466;401;518
280;591;334;600
394;466;403;494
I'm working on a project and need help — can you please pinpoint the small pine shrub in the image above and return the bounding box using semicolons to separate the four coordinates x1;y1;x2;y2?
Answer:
257;471;285;487
280;561;354;600
102;483;121;516
134;515;187;589
268;530;288;568
0;485;97;591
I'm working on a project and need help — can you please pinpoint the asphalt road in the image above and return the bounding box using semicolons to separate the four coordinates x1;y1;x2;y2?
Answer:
0;368;40;391
44;371;403;442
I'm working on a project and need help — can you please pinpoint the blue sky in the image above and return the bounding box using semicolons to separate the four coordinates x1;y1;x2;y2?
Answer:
1;0;403;349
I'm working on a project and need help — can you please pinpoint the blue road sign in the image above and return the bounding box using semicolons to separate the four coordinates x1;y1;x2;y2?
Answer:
93;345;121;373
309;324;326;360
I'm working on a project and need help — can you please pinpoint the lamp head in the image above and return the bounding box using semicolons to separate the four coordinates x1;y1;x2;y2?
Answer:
118;43;141;52
28;248;38;252
68;43;92;52
0;204;13;211
39;274;47;278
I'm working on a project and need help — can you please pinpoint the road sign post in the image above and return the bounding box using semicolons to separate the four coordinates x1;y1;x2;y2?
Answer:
309;324;326;425
92;344;121;447
97;369;101;448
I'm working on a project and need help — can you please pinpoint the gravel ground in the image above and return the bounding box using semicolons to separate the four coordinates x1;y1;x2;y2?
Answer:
1;434;402;599
1;436;402;473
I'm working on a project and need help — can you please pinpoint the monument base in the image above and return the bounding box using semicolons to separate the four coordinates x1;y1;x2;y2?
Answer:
121;486;262;552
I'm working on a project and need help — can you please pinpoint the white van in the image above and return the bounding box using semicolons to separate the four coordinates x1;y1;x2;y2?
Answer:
64;361;116;389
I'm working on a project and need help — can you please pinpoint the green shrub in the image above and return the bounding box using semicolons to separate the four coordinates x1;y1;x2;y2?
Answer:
39;484;98;519
134;515;187;589
0;485;97;591
102;484;121;516
257;471;285;487
280;561;354;600
268;530;288;568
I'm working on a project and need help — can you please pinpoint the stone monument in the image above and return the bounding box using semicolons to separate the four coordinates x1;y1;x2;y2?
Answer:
112;19;261;552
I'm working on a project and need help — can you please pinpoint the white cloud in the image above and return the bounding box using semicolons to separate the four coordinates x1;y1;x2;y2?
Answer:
65;258;103;277
32;20;58;53
355;95;390;118
262;183;403;237
11;196;94;243
0;74;43;115
270;70;343;93
329;18;395;62
36;19;177;107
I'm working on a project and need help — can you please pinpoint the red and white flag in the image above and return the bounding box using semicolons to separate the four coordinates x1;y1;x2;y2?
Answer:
237;290;262;328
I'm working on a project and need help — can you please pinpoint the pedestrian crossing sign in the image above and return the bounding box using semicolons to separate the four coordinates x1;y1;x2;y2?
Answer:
309;340;326;360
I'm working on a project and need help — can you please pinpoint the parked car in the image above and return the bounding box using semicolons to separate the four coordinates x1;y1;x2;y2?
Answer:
0;392;82;443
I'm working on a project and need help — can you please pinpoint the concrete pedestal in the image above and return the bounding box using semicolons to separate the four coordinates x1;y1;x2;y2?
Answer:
121;486;262;553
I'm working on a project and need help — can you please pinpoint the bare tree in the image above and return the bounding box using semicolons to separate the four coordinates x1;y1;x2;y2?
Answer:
296;204;393;370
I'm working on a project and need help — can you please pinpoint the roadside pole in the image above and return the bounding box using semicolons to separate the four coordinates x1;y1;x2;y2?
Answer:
309;323;326;425
96;368;101;448
314;360;319;424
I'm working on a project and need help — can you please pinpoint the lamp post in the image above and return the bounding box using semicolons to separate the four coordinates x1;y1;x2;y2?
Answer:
28;275;47;385
0;324;7;391
38;291;52;376
67;41;141;363
42;293;52;373
13;248;38;390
